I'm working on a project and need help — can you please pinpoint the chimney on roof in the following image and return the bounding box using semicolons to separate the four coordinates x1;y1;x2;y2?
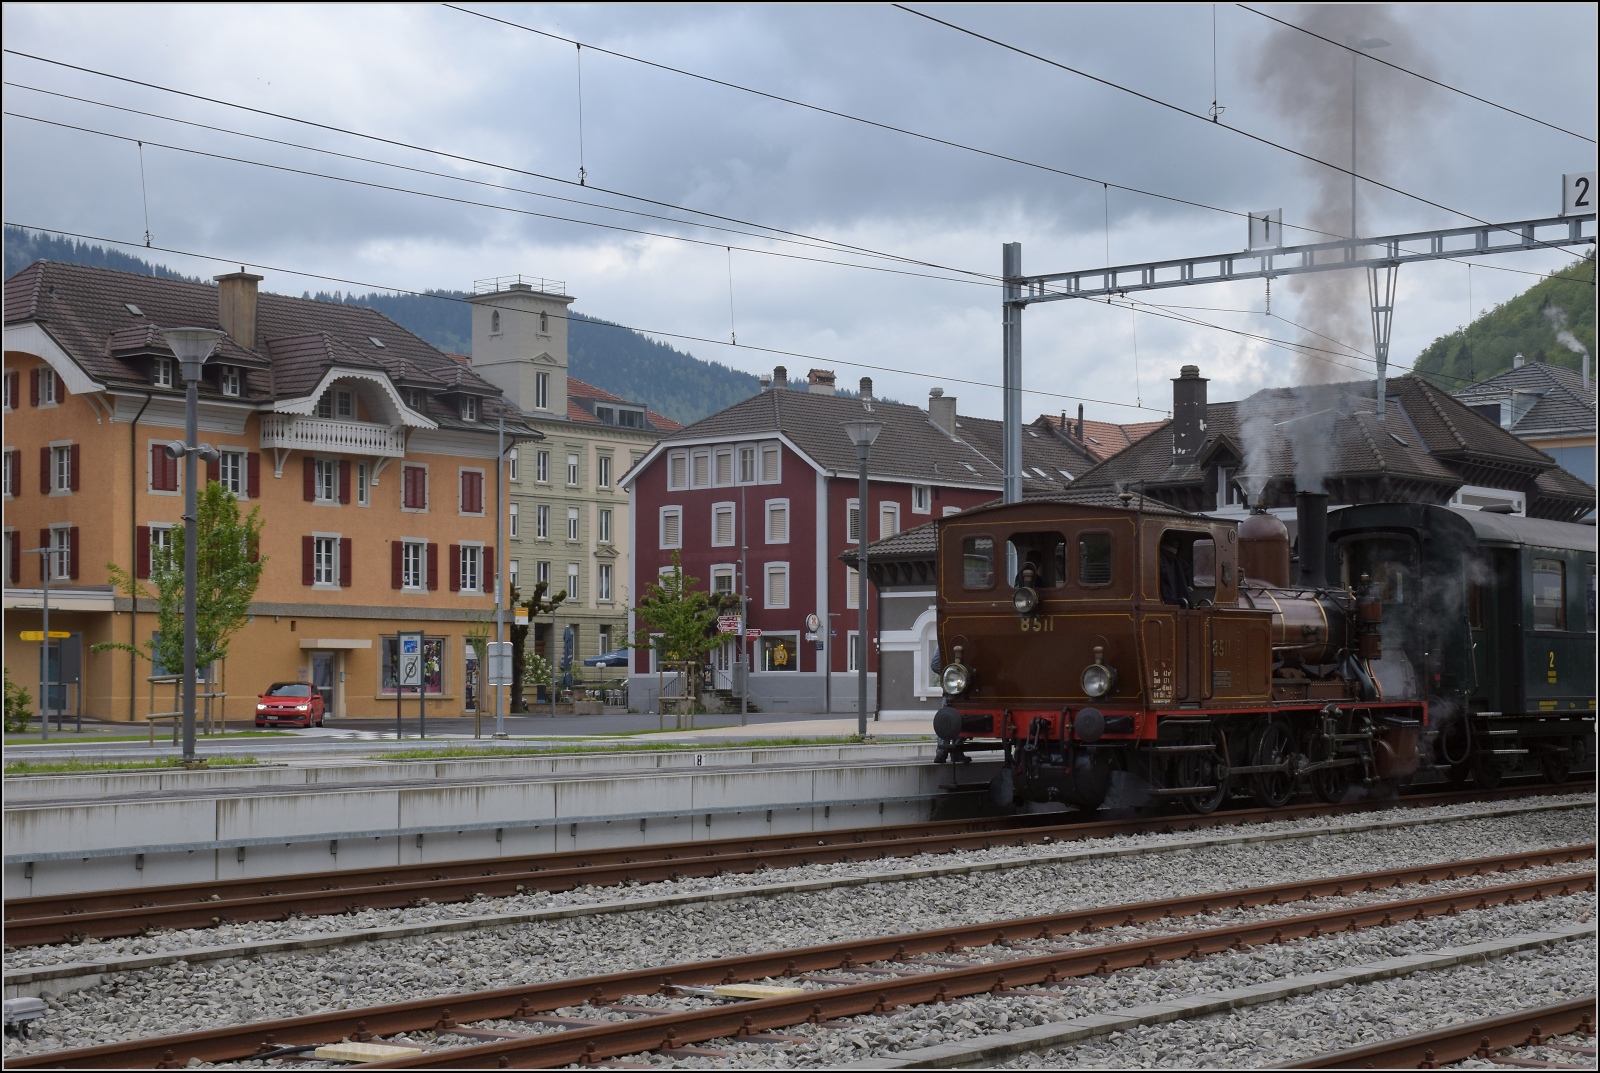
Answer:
1172;364;1208;463
928;386;956;435
859;376;873;401
214;269;264;350
807;369;836;395
773;366;789;389
759;373;772;392
1513;352;1525;368
1077;403;1085;440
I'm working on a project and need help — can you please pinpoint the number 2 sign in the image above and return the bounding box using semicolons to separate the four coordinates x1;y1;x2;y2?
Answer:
1562;172;1596;217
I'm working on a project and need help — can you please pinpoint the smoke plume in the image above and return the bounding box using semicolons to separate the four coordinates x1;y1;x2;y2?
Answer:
1254;6;1430;384
1544;305;1591;361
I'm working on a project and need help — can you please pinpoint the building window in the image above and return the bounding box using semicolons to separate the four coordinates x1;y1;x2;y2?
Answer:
597;455;612;488
567;561;580;602
760;443;780;483
52;444;73;493
765;562;789;608
711;565;735;594
508;558;519;591
460;395;479;422
660;507;682;549
313;535;338;585
356;461;369;506
598;508;613;544
880;502;900;539
2;449;15;497
508;449;518;482
315;393;334;419
846;565;860;609
668;450;688;490
50;526;73;580
739;445;757;484
846;499;861;544
460;544;481;592
691;449;711;488
312;458;336;502
509;503;520;538
712;503;735;547
3;373;13;410
535;371;550;411
150;524;174;561
912;484;931;514
337;389;355;419
37;368;59;405
219;366;241;397
402;540;425;589
490;309;502;334
847;631;862;672
760;634;798;671
536;560;551;586
153;357;174;388
714;449;733;486
402;464;428;510
567;507;581;541
381;635;444;694
598;563;613;602
403;387;422;410
460;470;485;514
536;450;550;483
598;625;612;652
219;450;245;496
1532;559;1566;631
567;453;580;486
537;504;550;540
539;311;550;333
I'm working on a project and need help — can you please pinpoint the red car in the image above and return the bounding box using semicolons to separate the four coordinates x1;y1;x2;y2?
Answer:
255;683;325;727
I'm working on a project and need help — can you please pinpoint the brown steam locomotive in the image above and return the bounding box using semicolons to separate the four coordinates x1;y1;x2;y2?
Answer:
931;493;1424;812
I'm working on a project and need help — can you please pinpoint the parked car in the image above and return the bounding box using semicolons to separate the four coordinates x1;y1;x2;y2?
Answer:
582;649;630;668
255;683;325;728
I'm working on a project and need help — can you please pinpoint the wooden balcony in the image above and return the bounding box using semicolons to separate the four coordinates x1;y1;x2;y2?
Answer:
260;415;406;457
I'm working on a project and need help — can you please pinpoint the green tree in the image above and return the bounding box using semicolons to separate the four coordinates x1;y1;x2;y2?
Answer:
3;668;32;734
96;481;267;675
508;580;566;713
631;551;741;661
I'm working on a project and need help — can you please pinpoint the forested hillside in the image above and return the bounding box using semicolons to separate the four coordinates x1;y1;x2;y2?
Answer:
1413;254;1595;387
4;226;760;425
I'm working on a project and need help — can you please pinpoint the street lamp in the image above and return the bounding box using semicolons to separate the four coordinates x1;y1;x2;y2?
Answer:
1349;36;1390;240
841;417;883;738
159;326;226;762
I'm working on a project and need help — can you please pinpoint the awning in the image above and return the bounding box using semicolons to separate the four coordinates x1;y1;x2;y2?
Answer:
298;638;373;650
3;587;116;613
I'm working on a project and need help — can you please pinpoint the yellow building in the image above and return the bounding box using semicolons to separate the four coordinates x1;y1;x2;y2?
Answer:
3;261;538;722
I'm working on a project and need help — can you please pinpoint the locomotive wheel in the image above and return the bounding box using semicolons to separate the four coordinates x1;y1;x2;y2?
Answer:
1540;748;1570;785
1307;732;1352;804
1473;750;1505;790
1174;724;1230;815
1247;719;1296;809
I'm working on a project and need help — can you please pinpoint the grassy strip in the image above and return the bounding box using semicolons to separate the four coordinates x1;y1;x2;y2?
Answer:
4;756;260;775
4;730;294;745
371;736;932;761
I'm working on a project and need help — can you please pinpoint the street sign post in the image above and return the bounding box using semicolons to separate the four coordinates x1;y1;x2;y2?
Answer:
397;630;423;740
717;615;742;634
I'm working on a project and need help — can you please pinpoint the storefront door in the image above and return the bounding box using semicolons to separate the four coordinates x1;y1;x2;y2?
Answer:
311;651;336;716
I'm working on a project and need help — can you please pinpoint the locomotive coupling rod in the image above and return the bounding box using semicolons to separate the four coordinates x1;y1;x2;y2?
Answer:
1296;757;1364;775
1226;761;1298;776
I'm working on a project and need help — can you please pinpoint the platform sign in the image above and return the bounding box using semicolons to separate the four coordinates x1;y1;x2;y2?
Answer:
397;631;424;688
19;631;70;641
514;606;529;627
1562;172;1595;217
485;641;513;686
1248;209;1283;250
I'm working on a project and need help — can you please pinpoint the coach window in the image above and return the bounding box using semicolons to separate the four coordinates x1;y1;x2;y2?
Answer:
1005;531;1068;588
1079;531;1113;587
1532;558;1565;631
961;536;995;590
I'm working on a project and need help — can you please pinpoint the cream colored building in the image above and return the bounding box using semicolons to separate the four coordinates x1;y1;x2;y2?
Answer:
467;278;679;681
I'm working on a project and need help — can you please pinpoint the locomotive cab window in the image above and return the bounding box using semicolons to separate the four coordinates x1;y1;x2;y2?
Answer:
962;536;996;590
1157;530;1215;607
1079;531;1112;587
1005;531;1069;588
1344;538;1414;604
1532;558;1566;631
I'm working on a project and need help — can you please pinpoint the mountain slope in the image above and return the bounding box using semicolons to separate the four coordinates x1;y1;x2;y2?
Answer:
1413;254;1595;387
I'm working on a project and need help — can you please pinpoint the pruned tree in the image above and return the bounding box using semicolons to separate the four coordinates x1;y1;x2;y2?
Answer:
630;552;741;706
508;580;566;712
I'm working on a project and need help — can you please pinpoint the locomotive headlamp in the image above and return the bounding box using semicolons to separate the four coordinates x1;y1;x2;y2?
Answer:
1012;585;1039;615
1081;645;1117;698
941;662;971;697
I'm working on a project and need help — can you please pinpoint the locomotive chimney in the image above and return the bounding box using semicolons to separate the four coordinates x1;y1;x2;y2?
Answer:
1171;365;1207;463
1295;490;1330;587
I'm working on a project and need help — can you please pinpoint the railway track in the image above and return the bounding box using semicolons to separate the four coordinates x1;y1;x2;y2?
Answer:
7;845;1591;1069
3;785;1575;948
1286;996;1597;1069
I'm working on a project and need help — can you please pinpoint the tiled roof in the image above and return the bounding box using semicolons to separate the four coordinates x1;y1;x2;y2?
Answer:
1034;414;1165;461
1451;361;1597;438
667;387;1089;492
565;375;681;432
6;260;532;435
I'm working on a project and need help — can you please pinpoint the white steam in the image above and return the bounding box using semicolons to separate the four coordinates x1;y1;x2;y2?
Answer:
1544;305;1590;361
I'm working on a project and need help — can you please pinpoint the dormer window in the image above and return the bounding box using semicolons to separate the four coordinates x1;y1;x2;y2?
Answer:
219;366;241;397
153;357;174;388
404;387;423;410
461;395;479;422
490;310;502;334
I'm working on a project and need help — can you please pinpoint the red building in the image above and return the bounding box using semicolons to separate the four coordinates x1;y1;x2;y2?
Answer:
621;367;1093;714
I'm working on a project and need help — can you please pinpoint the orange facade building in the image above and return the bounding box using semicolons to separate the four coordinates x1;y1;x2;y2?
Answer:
3;261;537;722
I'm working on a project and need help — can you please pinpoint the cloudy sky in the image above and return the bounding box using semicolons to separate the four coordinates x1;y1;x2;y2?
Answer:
3;3;1594;421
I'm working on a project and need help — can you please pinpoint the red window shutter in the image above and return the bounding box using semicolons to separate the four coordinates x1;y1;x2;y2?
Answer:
248;533;260;563
303;456;316;501
427;542;440;591
484;546;495;593
9;448;20;497
449;543;461;592
391;541;404;589
302;535;315;586
29;369;40;407
339;460;352;504
68;526;79;579
247;452;260;498
150;444;168;491
69;444;80;492
38;529;48;580
339;537;353;587
206;452;220;484
39;447;51;494
8;532;18;584
57;379;68;402
136;526;152;579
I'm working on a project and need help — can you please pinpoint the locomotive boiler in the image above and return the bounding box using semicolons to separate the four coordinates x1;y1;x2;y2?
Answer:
929;493;1594;812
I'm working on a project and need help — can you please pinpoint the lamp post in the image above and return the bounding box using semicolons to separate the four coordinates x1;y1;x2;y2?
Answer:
841;417;883;738
159;327;226;762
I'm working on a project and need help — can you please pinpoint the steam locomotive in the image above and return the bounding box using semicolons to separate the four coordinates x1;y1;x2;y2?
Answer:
930;494;1596;811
